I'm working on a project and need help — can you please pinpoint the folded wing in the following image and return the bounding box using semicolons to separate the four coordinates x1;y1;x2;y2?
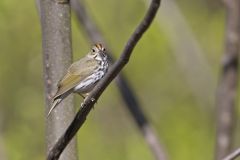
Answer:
53;57;98;100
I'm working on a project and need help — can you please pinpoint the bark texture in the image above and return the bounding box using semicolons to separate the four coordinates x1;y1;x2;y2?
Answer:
215;0;240;159
38;0;78;159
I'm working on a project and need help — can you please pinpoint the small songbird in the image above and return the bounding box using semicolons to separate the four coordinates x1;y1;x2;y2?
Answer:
47;44;109;117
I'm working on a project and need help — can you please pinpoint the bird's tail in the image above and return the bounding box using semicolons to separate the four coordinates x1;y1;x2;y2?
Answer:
47;98;62;117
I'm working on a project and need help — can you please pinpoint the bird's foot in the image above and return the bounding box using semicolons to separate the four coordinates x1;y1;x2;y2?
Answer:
90;97;95;102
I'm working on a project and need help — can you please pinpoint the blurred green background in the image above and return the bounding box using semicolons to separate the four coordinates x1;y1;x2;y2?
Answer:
0;0;231;159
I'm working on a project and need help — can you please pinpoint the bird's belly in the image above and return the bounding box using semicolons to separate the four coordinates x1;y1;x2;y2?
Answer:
73;70;105;94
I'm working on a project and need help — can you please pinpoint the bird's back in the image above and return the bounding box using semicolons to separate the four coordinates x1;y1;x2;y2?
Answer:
53;56;99;99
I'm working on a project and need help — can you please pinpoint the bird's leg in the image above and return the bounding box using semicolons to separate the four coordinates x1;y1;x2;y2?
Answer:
79;93;98;109
77;93;85;99
78;93;86;109
83;93;89;104
79;93;92;108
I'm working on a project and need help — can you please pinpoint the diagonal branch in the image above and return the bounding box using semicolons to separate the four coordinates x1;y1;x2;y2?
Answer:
71;0;167;159
47;0;161;159
215;0;240;159
222;148;240;160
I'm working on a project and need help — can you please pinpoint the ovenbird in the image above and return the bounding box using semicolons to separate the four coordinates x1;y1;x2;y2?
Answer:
47;44;109;117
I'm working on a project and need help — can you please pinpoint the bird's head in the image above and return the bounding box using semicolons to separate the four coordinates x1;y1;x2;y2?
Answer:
88;43;107;61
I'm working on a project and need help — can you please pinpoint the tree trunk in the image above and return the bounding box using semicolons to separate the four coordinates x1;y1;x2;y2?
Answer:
215;0;240;159
37;0;78;159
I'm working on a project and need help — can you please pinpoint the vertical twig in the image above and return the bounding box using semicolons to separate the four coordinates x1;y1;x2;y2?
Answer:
47;0;161;159
37;0;78;159
215;0;240;159
71;0;167;159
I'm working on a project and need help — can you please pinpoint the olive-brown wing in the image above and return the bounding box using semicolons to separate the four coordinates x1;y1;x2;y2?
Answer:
53;58;98;99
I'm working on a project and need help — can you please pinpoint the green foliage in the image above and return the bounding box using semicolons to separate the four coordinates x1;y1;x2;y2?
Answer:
0;0;225;159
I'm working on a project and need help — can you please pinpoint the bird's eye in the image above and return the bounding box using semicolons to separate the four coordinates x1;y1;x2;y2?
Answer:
103;48;106;51
92;49;96;52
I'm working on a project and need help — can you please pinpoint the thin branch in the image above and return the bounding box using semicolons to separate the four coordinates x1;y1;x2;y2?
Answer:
222;148;240;160
37;0;78;159
215;0;240;159
47;0;161;159
71;0;167;159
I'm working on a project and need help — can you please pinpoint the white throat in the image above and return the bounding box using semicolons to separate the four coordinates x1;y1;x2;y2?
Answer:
95;55;103;61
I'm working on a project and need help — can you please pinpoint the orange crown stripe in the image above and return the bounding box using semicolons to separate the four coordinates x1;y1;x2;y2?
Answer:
95;43;103;49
